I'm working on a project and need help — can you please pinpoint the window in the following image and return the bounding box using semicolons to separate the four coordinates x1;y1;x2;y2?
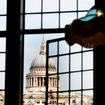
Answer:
37;101;40;104
23;1;94;105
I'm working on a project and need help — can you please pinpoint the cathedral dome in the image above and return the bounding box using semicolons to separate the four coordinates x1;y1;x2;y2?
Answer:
31;54;56;68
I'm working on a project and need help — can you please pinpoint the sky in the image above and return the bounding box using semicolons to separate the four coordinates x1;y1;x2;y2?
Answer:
0;0;95;95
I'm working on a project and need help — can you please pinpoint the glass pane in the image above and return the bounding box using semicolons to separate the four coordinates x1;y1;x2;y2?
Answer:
71;53;81;71
48;75;57;92
71;44;81;53
25;14;41;29
43;0;59;12
0;73;5;89
49;42;57;56
78;12;87;18
60;0;76;11
78;0;94;10
83;47;93;51
60;13;76;28
83;71;93;89
83;90;93;105
71;72;81;90
83;51;93;70
0;54;5;70
70;91;81;104
48;57;57;74
48;93;57;105
43;14;58;29
59;55;69;73
0;91;5;105
0;16;6;31
0;38;6;52
60;74;69;91
0;0;7;14
59;40;69;54
25;0;41;13
58;92;69;105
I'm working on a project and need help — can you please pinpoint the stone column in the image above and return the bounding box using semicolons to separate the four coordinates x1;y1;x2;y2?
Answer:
36;77;38;86
43;77;44;86
54;78;55;87
52;78;53;87
39;77;41;86
31;78;32;86
29;78;30;86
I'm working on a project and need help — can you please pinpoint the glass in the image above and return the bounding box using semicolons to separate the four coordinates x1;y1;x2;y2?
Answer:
25;0;41;13
83;90;93;105
71;44;81;53
49;42;57;56
43;14;58;29
83;47;93;51
48;93;57;105
70;91;81;103
83;51;93;70
25;14;41;29
0;16;6;31
71;53;81;71
60;73;69;91
83;71;93;89
59;55;69;73
48;57;57;74
43;0;59;12
0;0;7;14
78;0;94;10
0;54;5;70
60;0;76;11
0;73;5;89
59;40;69;54
48;75;57;92
0;38;6;52
71;72;81;90
0;91;5;105
60;13;76;28
58;92;69;104
78;12;87;18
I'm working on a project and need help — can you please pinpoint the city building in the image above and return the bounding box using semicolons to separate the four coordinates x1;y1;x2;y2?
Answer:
23;36;93;105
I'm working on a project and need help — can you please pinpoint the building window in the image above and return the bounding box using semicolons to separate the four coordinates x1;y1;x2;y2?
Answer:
37;101;40;104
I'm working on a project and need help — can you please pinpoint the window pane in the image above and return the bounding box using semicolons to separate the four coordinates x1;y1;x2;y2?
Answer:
43;0;59;12
25;14;41;29
48;57;57;74
60;0;76;11
0;0;7;14
60;13;76;28
0;38;6;52
0;91;5;105
71;44;81;53
71;53;81;71
83;51;93;70
83;71;93;89
60;74;69;91
0;16;6;31
49;42;57;56
48;75;57;92
0;73;5;89
25;0;41;13
43;14;58;29
78;12;87;18
83;90;93;105
71;72;81;90
78;0;94;10
59;55;69;73
59;40;69;54
0;54;5;70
